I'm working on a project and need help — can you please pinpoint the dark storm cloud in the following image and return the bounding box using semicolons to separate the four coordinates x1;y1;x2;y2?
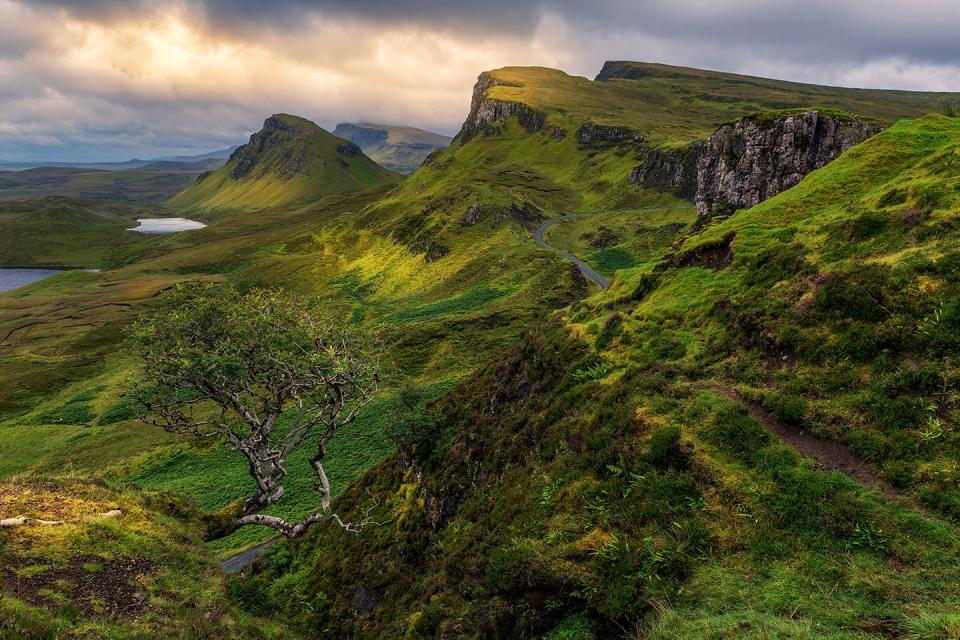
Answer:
6;0;960;162
22;0;960;64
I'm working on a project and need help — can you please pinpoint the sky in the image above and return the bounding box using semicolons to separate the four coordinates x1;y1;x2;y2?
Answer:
2;0;960;162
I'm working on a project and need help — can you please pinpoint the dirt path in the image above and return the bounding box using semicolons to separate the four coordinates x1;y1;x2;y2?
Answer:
709;384;899;497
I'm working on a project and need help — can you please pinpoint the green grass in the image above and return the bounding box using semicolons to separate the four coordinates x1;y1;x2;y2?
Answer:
0;479;289;638
491;63;952;146
389;286;507;323
129;383;454;554
5;62;960;639
0;166;203;204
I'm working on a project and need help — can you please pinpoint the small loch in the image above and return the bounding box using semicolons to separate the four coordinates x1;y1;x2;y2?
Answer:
0;268;65;292
128;218;207;234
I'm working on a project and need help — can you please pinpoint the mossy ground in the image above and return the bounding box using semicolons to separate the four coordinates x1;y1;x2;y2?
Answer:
0;480;287;639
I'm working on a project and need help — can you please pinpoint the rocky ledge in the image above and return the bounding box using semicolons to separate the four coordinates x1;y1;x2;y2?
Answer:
456;73;546;144
631;110;883;220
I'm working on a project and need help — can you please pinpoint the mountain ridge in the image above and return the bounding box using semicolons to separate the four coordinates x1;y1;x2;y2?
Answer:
332;122;451;174
170;114;401;211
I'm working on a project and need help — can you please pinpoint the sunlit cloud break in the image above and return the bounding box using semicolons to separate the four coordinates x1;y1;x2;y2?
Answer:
2;0;960;161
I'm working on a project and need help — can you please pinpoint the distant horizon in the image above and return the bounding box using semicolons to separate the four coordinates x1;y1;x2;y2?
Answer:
0;119;460;165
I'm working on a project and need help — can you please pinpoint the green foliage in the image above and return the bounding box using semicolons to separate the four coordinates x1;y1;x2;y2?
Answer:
704;404;772;464
384;381;443;459
813;263;895;322
762;393;806;425
130;281;381;538
594;313;624;350
390;286;506;323
589;247;639;273
37;399;96;425
98;396;138;425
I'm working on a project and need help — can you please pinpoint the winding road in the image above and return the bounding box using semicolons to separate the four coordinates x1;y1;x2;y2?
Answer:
534;214;610;289
221;538;280;575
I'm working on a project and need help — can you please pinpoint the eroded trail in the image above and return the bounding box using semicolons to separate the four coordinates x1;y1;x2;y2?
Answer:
709;384;899;498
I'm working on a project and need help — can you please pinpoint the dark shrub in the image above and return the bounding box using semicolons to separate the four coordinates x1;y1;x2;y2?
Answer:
38;401;96;425
98;397;137;425
878;188;907;207
628;273;660;302
706;404;771;465
648;335;687;361
763;393;806;425
645;425;689;470
813;264;894;323
595;313;624;350
914;184;948;213
846;211;890;240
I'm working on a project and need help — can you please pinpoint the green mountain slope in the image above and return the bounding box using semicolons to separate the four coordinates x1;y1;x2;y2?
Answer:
0;197;160;268
169;114;401;211
332;122;451;174
244;114;960;638
4;61;960;639
380;62;955;270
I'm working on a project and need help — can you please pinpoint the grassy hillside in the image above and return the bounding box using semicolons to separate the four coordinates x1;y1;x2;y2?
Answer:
378;62;957;270
240;114;960;638
170;114;402;211
0;479;287;638
593;61;953;143
5;61;960;638
0;197;164;268
0;165;211;204
0;176;578;555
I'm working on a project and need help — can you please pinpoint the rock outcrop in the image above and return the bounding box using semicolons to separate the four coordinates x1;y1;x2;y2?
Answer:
629;142;703;201
456;73;546;144
576;123;645;147
631;111;883;220
228;116;317;180
462;202;544;231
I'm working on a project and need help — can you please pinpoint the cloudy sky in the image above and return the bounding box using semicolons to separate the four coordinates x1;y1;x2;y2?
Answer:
3;0;960;161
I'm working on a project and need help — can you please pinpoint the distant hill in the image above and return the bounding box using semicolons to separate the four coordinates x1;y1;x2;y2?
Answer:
0;147;236;172
170;114;402;211
333;122;451;174
0;160;220;204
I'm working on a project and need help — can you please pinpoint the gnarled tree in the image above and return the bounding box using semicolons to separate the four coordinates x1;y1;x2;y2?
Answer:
131;283;381;538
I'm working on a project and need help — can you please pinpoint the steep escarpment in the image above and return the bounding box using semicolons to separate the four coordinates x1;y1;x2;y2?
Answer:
332;123;451;174
694;110;882;218
170;114;400;211
632;110;882;220
239;114;960;640
455;72;547;143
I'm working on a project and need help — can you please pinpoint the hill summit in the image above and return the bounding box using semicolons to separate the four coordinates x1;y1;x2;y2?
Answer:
169;114;400;211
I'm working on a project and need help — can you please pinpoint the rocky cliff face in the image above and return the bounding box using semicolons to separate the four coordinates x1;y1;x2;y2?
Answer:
576;123;645;148
456;73;546;144
629;142;703;200
632;111;883;220
695;111;882;218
